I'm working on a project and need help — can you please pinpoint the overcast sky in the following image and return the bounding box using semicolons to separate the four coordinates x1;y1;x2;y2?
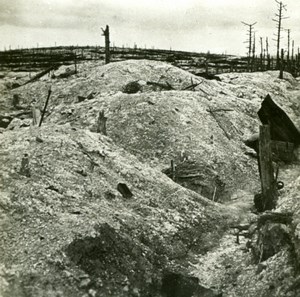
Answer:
1;0;300;55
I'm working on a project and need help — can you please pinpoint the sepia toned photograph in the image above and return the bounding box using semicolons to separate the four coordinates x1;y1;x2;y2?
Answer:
0;0;300;296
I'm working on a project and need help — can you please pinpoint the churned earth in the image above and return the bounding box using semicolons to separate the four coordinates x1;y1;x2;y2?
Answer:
0;59;299;297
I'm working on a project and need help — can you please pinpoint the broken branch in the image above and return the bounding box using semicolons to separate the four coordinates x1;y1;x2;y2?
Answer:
39;88;52;127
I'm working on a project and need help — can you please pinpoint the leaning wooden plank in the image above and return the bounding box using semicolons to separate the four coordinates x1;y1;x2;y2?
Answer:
208;107;231;140
258;94;300;144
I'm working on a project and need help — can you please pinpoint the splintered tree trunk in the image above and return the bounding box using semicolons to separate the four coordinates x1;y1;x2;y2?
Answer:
258;125;278;211
102;25;110;64
74;53;77;74
279;48;284;79
96;110;107;135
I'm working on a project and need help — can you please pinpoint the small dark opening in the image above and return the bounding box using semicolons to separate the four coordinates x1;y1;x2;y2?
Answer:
117;183;133;199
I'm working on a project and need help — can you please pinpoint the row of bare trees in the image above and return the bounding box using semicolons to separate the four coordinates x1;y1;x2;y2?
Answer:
242;0;296;73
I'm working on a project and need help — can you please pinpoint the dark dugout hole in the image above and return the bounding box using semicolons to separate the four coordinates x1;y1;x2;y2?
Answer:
161;272;222;297
117;183;133;199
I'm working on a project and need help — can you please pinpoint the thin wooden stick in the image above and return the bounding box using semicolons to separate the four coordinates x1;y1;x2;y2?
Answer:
39;88;52;127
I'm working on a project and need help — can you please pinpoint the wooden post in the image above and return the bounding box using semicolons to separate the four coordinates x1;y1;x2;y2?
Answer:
102;25;110;64
32;106;41;126
74;53;77;74
260;37;263;70
279;48;284;79
96;110;107;135
205;60;208;75
170;160;176;181
267;54;270;70
258;125;278;211
20;153;30;177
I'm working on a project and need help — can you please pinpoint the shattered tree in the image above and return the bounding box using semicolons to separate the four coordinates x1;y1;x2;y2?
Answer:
102;25;110;64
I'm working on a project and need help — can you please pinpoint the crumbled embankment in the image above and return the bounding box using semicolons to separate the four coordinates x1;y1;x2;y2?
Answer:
0;124;239;297
1;59;300;297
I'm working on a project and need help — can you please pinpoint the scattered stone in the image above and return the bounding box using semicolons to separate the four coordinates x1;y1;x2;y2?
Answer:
256;263;267;274
88;289;97;297
35;136;43;143
7;118;31;130
79;278;91;288
75;169;88;177
0;115;13;128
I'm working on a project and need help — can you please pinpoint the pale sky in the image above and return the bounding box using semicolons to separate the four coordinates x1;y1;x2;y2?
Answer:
0;0;300;55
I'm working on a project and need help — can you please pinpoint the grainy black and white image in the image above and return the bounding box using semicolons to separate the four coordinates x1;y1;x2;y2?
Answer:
0;0;300;296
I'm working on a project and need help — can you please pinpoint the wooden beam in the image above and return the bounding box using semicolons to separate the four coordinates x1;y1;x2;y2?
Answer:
170;160;176;181
96;110;107;135
258;125;278;211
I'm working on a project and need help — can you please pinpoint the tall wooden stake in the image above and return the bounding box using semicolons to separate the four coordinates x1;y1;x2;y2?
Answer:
258;125;278;211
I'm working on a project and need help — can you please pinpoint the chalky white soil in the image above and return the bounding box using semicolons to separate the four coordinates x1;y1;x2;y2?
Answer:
0;59;299;297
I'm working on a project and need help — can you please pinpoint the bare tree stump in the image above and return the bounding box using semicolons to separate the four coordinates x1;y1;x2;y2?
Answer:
102;25;110;64
20;154;30;177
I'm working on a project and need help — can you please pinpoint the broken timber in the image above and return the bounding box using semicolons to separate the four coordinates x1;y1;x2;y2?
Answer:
258;125;278;211
96;110;107;135
258;94;300;144
22;65;58;86
146;81;174;90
